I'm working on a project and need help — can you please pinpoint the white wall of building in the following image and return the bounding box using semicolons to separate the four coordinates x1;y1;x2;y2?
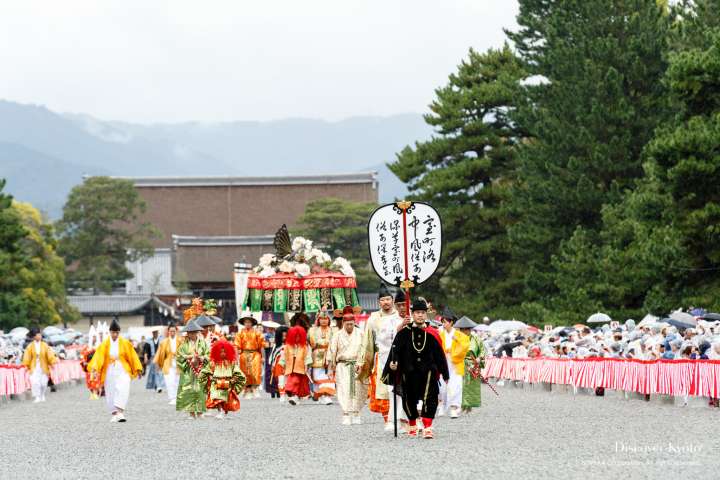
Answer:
125;249;177;295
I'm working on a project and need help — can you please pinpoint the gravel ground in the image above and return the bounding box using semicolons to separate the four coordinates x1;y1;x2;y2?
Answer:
1;380;718;480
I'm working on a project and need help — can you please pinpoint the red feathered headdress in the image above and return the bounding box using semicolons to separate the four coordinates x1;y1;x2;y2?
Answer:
286;325;307;347
210;339;236;364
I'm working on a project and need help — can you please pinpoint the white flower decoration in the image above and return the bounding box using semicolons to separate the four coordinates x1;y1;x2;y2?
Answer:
259;266;276;277
292;237;307;251
258;253;276;268
295;263;311;277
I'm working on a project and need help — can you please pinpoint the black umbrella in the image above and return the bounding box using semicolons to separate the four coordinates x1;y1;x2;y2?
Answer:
700;313;720;322
664;318;694;330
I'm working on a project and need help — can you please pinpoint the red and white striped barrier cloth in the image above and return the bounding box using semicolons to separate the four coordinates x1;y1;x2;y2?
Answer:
483;357;720;398
0;360;84;398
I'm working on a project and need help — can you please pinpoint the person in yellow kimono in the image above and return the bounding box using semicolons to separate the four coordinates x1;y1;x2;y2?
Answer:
22;328;57;403
154;323;182;405
87;319;143;423
234;315;266;399
438;307;470;418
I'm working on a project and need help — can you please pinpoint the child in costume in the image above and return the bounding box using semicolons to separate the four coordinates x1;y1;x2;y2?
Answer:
281;325;312;405
200;339;246;419
80;328;101;400
269;326;289;402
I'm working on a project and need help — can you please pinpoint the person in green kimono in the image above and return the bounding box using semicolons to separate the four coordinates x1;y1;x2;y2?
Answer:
455;316;485;413
200;338;246;419
176;320;210;418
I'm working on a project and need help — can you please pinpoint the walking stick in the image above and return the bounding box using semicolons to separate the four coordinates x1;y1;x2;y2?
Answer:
392;344;397;438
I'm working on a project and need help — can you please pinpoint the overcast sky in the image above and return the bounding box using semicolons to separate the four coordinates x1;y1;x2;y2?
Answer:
0;1;518;123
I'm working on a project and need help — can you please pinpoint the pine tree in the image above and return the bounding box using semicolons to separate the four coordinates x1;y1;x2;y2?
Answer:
506;0;672;306
389;45;526;317
642;29;720;308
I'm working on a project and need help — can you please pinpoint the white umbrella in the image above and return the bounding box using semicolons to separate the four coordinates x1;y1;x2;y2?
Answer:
669;310;697;326
488;320;528;335
473;324;490;332
261;320;281;329
637;314;658;327
587;312;611;324
43;326;63;336
9;327;29;339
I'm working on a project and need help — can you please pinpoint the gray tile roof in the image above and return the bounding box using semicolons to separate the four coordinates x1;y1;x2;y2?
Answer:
68;295;176;317
172;235;275;247
111;172;378;188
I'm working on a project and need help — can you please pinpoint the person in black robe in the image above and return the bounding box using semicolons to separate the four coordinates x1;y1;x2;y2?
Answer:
382;298;449;439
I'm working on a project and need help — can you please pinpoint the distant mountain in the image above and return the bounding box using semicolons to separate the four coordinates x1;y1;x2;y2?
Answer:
0;142;110;217
0;100;432;218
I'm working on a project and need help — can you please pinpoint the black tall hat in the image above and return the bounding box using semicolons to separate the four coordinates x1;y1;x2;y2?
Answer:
394;289;406;303
441;306;458;322
29;327;40;337
411;299;428;312
378;283;392;299
109;319;121;332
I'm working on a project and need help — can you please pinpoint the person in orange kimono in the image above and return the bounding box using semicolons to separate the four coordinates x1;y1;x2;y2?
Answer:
80;331;101;400
281;325;312;405
234;315;266;399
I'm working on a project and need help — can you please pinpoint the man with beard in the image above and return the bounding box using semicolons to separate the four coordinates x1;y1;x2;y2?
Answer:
383;299;449;439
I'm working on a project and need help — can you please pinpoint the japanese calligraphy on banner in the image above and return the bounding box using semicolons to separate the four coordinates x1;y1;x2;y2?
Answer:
367;201;442;287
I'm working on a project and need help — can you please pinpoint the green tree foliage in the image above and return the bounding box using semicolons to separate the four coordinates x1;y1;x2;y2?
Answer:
0;180;78;330
386;0;720;324
388;45;526;318
506;0;672;307
57;177;159;294
14;202;80;328
0;179;31;330
296;198;377;291
551;164;687;322
643;30;720;309
671;0;720;51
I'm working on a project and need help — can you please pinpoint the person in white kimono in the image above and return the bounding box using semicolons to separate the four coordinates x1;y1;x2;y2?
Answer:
21;329;57;403
154;323;181;405
356;284;407;431
328;310;368;425
88;319;143;423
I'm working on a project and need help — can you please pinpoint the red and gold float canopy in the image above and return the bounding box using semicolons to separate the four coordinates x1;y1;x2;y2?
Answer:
247;271;357;290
